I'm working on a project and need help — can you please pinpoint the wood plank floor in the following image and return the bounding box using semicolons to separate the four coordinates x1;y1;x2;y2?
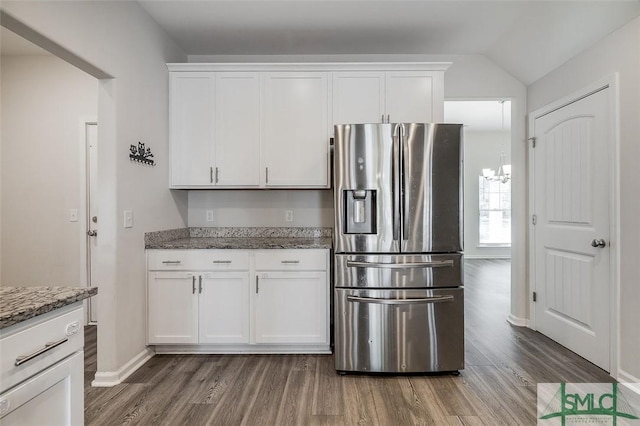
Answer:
84;259;613;425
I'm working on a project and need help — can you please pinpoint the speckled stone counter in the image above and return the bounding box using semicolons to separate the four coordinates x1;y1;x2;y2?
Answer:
0;287;98;329
145;227;332;250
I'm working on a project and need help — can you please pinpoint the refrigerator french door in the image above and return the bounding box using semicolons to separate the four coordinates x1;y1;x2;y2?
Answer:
333;123;464;374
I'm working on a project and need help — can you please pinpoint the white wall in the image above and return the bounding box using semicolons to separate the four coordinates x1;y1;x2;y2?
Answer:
0;1;188;380
1;54;97;286
188;190;333;228
463;130;511;259
527;17;640;381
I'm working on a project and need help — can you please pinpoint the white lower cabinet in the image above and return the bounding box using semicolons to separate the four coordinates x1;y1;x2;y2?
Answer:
148;272;199;344
147;249;329;353
199;272;250;344
255;271;328;344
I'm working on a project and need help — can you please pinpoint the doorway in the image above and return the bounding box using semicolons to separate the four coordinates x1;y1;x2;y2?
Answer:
444;100;513;261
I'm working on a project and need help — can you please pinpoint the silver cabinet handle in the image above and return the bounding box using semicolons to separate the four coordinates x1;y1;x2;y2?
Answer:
381;114;384;123
212;260;232;264
15;337;69;366
591;239;606;248
265;167;269;184
192;276;196;294
87;230;98;237
210;166;214;183
386;114;390;123
162;260;181;264
281;260;300;264
198;275;203;294
255;275;259;294
346;260;454;269
215;167;219;184
347;295;453;305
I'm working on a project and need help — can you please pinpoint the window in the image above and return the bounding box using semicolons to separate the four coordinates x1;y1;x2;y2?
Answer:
479;177;511;246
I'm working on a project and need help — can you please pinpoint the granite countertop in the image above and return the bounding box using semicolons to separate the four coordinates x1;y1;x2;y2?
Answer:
146;236;332;250
145;227;333;250
0;286;98;330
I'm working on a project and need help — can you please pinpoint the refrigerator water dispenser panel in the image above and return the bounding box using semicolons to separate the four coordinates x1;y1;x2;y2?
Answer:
344;190;376;234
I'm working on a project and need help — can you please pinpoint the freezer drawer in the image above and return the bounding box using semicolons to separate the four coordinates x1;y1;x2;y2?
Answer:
335;253;463;289
334;287;464;373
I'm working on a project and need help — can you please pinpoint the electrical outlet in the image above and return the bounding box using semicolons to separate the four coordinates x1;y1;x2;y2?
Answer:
285;210;294;222
206;210;214;222
69;209;78;222
124;210;133;228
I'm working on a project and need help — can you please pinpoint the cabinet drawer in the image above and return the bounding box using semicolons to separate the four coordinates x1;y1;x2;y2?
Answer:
0;305;84;393
192;250;250;271
254;250;327;271
148;250;195;270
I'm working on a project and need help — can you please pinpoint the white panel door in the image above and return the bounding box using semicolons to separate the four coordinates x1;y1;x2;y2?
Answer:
199;272;250;344
385;71;438;123
262;72;329;187
148;272;198;344
215;72;261;187
332;72;386;126
254;271;328;344
170;72;214;186
532;88;611;370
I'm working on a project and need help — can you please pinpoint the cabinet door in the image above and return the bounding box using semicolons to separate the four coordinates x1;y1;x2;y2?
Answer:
148;272;198;344
215;73;261;186
254;271;328;344
332;72;386;127
385;71;442;123
198;272;250;344
262;72;329;187
170;72;215;187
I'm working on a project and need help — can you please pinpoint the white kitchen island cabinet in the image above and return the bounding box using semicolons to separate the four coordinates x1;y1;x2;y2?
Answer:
146;248;330;354
0;287;96;426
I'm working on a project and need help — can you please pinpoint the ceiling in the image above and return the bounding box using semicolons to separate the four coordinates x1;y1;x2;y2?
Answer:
138;0;640;85
2;1;639;85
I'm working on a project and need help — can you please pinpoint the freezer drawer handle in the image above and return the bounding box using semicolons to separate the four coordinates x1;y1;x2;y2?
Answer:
346;260;454;269
15;337;69;366
347;295;454;305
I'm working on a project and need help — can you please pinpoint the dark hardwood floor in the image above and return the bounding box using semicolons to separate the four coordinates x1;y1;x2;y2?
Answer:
84;259;612;425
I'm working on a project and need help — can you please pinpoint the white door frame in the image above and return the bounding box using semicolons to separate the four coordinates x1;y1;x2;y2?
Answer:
79;116;98;325
528;74;620;377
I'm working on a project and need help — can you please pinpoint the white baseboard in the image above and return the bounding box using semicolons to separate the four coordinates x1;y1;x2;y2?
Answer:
506;314;528;327
153;343;331;355
91;347;155;387
464;254;512;259
618;369;640;395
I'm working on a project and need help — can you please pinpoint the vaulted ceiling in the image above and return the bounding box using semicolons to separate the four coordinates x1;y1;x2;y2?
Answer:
138;0;640;85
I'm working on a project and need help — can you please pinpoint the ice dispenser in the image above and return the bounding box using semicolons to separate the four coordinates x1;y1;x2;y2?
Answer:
344;190;376;234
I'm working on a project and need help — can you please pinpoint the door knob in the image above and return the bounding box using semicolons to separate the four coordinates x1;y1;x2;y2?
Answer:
591;239;606;248
87;230;98;237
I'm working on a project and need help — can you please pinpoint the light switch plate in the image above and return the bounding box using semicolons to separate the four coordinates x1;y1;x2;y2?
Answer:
124;210;133;228
69;209;78;222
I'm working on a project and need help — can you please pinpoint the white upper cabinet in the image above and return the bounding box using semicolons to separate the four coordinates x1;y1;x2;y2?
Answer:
262;72;330;187
385;71;444;123
332;69;445;131
332;72;386;126
170;72;214;187
168;63;448;189
215;73;261;187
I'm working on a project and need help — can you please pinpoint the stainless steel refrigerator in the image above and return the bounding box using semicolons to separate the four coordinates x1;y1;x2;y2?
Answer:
333;122;464;374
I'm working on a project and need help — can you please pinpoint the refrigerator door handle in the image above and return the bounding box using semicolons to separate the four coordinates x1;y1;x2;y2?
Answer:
392;124;403;241
346;260;454;269
347;295;454;305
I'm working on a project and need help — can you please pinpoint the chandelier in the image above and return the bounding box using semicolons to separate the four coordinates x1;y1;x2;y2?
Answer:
483;100;511;183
